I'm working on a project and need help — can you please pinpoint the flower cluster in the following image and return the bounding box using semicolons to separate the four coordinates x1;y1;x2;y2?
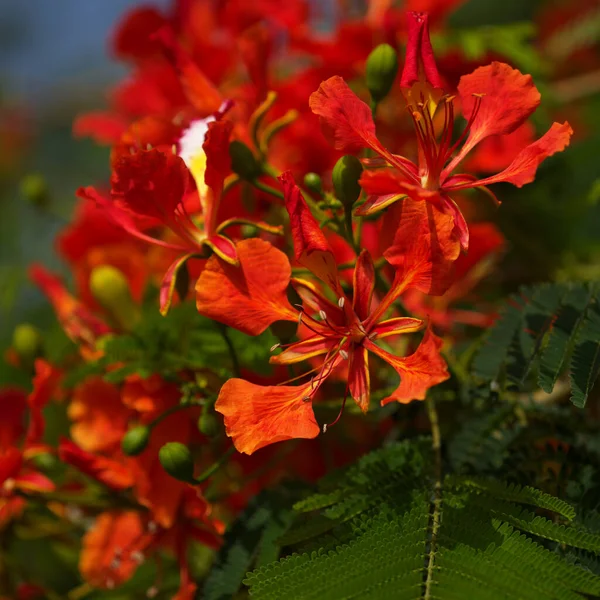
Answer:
2;2;572;598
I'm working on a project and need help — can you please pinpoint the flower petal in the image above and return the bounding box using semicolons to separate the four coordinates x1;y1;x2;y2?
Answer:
365;327;449;405
447;122;573;190
204;234;239;265
26;359;62;445
371;317;424;340
280;171;340;292
348;345;370;413
446;62;541;172
270;335;334;365
353;250;375;321
73;112;129;145
291;278;345;326
58;439;134;490
159;253;197;316
196;238;297;335
215;380;320;454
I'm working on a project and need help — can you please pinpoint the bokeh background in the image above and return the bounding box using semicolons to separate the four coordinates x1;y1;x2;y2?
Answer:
1;0;599;386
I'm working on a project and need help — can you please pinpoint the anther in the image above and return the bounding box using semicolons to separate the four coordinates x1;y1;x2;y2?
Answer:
172;144;177;155
147;588;159;599
340;350;349;360
319;310;327;320
146;143;153;151
270;343;280;352
106;578;115;590
147;521;158;534
338;297;345;308
110;557;121;570
302;396;311;403
322;424;328;433
131;550;145;564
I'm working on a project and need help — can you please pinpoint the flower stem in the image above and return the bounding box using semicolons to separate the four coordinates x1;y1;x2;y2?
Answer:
424;395;442;600
252;179;284;201
218;323;240;377
194;445;236;484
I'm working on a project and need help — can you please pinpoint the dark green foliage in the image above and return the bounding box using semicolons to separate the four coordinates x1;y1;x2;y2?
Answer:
472;282;600;407
244;442;600;600
203;488;302;600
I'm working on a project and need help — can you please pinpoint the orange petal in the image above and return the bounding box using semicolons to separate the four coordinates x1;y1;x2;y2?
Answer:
309;76;378;154
270;335;334;365
449;122;573;190
280;171;339;292
348;345;370;413
80;511;147;588
58;439;134;491
353;250;375;321
450;62;541;168
371;317;424;340
365;328;449;405
215;379;320;454
196;238;297;335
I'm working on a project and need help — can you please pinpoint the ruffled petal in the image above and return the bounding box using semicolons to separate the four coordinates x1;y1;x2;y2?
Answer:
365;327;449;404
196;238;297;335
348;345;370;413
370;317;424;340
270;335;335;365
353;250;375;322
215;380;320;454
159;253;197;317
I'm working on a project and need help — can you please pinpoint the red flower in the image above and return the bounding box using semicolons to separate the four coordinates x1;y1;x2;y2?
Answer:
210;175;450;454
309;12;572;251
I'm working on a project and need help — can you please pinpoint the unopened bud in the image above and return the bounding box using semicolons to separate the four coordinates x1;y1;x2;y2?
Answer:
332;155;363;208
89;265;138;331
121;426;151;456
229;141;262;181
20;173;49;207
366;44;399;104
303;172;323;194
158;442;195;482
198;408;221;437
12;323;43;365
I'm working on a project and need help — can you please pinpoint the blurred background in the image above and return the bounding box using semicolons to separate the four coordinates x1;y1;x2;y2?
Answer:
1;0;599;385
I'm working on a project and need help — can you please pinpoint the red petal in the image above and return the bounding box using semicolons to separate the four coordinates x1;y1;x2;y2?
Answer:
280;171;339;292
270;335;334;365
0;388;27;447
112;6;167;60
448;63;541;170
448;122;573;190
365;327;449;404
26;359;62;445
202;119;233;235
14;472;55;493
72;112;129;145
238;22;273;98
153;26;223;114
215;379;320;454
348;346;370;413
159;253;196;317
58;439;135;490
309;76;379;154
371;317;424;340
400;12;443;89
0;448;23;485
111;148;189;222
353;250;375;321
204;234;238;265
195;238;297;335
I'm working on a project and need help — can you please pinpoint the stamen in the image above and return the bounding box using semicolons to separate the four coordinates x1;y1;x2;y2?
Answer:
146;143;153;151
172;144;177;155
319;310;327;320
270;343;280;352
131;550;145;564
147;521;158;534
322;379;351;434
147;587;159;599
338;297;345;308
340;349;349;360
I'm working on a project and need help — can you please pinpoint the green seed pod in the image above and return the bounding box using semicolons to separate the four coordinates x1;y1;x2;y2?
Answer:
121;426;151;456
89;265;138;330
332;155;364;208
158;442;195;482
303;172;323;194
12;323;43;365
366;43;399;104
198;408;221;438
229;140;262;181
20;173;49;207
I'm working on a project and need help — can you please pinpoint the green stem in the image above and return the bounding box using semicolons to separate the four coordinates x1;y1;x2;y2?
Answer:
218;324;240;377
194;446;236;484
424;396;442;600
344;207;361;256
252;179;284;201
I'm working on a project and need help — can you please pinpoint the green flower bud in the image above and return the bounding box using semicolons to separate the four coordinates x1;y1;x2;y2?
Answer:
158;442;195;482
332;155;363;208
303;172;323;194
121;426;151;456
229;141;262;181
31;452;58;471
12;323;43;364
366;44;399;104
89;265;138;330
20;173;49;207
198;408;221;438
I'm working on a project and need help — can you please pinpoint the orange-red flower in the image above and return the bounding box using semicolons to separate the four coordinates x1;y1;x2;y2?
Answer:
309;11;573;251
209;175;451;454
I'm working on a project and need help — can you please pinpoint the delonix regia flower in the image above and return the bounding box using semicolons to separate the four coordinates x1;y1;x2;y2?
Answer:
310;11;573;252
